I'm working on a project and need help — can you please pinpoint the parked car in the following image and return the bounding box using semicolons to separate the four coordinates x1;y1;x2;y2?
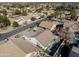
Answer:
73;38;79;48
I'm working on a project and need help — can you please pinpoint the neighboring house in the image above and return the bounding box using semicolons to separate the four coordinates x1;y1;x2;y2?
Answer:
22;35;45;49
32;13;40;19
64;20;79;32
33;26;45;32
7;10;15;17
64;11;71;19
10;15;32;25
21;29;59;49
0;40;26;57
39;21;59;31
21;28;42;37
1;28;42;57
11;38;40;56
76;10;79;15
35;30;59;48
64;11;70;15
70;22;79;32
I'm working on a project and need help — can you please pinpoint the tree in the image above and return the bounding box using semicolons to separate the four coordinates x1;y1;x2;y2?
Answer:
31;17;36;21
50;13;54;16
14;9;21;15
0;23;4;28
40;15;45;18
0;9;7;15
21;10;27;16
46;5;50;10
11;4;16;8
55;5;65;11
35;8;42;13
70;9;77;21
12;21;19;27
53;11;62;18
0;14;10;28
3;9;7;15
43;12;48;15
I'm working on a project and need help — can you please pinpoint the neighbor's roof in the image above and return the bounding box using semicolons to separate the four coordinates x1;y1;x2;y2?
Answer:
64;20;79;31
12;38;39;55
39;21;58;30
0;40;26;57
22;29;42;37
15;16;31;21
19;15;32;20
35;30;58;47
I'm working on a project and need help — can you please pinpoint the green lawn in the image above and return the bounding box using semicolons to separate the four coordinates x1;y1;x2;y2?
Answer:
44;43;54;55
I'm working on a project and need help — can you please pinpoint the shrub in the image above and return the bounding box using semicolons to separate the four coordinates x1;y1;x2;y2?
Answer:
12;21;19;27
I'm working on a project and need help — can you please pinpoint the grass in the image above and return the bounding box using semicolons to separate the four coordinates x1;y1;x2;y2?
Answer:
44;41;57;56
44;43;54;55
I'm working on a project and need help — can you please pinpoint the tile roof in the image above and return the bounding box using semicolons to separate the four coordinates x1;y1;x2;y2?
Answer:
22;29;41;37
64;20;79;31
39;21;58;30
0;40;26;57
12;38;39;55
35;30;58;47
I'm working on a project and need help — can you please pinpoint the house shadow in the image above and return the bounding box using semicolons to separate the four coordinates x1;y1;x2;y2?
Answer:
69;51;79;57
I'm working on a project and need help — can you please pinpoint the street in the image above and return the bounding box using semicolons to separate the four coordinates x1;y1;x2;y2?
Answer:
0;19;42;41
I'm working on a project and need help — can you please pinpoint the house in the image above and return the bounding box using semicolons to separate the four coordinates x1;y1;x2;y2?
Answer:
33;26;45;32
22;35;45;49
64;11;70;15
35;30;59;47
64;11;71;19
7;10;15;17
39;21;59;31
64;20;79;32
21;28;43;37
76;10;79;15
11;15;32;25
32;13;40;19
21;29;59;49
19;29;58;49
0;28;43;57
11;37;40;56
0;40;26;57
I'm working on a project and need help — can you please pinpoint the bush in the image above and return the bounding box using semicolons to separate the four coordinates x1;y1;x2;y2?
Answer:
70;9;77;21
21;10;27;16
0;14;10;28
43;12;48;15
31;17;36;21
14;9;21;15
0;23;4;28
53;11;62;18
12;21;19;27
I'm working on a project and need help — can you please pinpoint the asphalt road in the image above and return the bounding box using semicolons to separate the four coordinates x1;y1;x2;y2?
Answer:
0;19;42;41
